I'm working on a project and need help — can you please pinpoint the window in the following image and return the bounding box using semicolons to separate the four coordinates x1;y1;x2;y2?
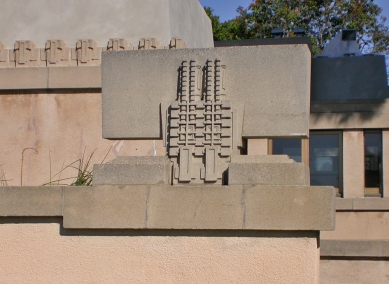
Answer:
271;138;302;162
309;132;342;196
364;131;382;197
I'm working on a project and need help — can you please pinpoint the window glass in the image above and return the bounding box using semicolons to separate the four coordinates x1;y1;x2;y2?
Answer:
272;139;301;162
309;133;340;188
364;132;382;188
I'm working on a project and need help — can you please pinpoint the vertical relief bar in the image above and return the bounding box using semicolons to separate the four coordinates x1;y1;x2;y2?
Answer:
205;147;218;181
179;147;192;182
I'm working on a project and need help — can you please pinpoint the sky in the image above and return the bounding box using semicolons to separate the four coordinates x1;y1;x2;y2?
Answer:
198;0;389;26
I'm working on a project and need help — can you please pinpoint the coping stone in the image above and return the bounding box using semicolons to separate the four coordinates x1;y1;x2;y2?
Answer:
321;240;389;257
63;185;148;229
102;45;310;139
244;186;335;231
48;66;101;88
228;162;309;186
0;68;48;89
0;186;62;216
61;184;335;230
146;185;244;229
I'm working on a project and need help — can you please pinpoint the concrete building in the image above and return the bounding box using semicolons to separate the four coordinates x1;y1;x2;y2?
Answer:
0;0;387;283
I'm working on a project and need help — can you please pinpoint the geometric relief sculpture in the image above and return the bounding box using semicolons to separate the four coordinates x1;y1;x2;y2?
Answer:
168;59;232;184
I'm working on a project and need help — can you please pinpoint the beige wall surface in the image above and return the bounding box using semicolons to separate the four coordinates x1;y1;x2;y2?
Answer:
322;211;389;240
342;131;364;198
0;93;164;186
321;259;389;284
0;221;320;283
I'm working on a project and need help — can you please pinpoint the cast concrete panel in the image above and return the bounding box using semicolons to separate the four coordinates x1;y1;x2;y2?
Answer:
0;186;62;216
146;185;244;229
93;156;171;185
321;240;389;257
48;66;101;88
244;186;335;231
60;185;335;230
63;185;148;228
102;45;311;139
0;0;213;49
312;55;388;100
0;67;47;89
228;160;309;186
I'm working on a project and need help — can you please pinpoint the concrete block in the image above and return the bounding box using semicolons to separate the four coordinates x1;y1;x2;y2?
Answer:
0;186;62;216
312;55;388;100
352;198;389;210
92;156;171;185
0;67;48;89
335;198;353;210
0;0;212;49
244;186;335;231
228;160;309;186
146;185;244;229
62;185;148;228
102;45;310;139
48;66;101;88
321;240;389;257
230;155;294;164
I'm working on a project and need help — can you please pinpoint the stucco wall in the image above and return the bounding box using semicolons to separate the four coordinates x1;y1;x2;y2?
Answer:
0;220;320;283
0;92;164;186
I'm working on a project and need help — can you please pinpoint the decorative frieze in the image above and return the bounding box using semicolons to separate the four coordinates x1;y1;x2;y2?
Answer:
0;42;9;67
0;37;187;67
74;39;101;65
11;40;44;67
138;38;161;50
107;38;134;51
43;40;76;66
169;38;187;49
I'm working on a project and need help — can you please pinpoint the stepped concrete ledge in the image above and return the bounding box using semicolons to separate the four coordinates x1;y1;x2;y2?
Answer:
0;185;335;230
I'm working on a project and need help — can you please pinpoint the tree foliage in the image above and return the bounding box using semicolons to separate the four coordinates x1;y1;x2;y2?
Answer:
205;0;389;56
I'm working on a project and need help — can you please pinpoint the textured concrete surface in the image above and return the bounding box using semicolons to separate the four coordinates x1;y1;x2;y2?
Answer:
93;156;171;185
312;55;388;100
0;221;319;283
102;45;310;139
0;186;62;216
228;160;309;186
321;240;389;257
244;186;335;231
321;260;389;284
60;185;335;230
342;131;364;198
0;0;213;48
63;185;148;228
322;211;389;240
